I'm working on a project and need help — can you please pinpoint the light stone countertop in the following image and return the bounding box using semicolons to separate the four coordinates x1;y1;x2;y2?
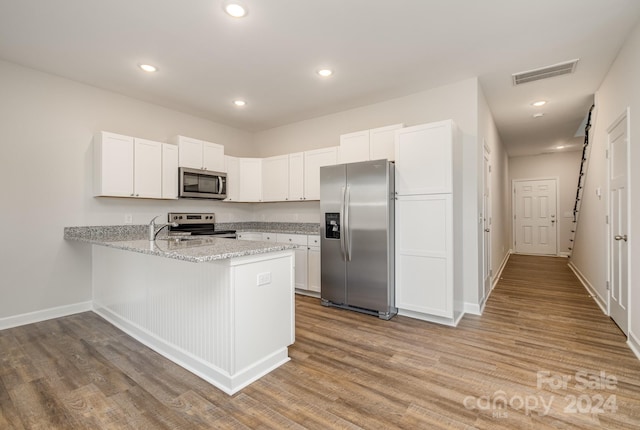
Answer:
64;227;295;263
94;237;295;263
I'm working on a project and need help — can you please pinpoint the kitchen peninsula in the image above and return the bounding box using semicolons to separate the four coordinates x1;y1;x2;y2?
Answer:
65;227;296;395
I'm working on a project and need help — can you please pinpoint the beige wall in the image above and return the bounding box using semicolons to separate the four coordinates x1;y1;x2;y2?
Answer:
0;59;258;319
571;18;640;352
509;151;583;256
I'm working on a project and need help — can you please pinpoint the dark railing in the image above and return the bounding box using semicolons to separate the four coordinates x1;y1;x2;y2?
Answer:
568;104;595;254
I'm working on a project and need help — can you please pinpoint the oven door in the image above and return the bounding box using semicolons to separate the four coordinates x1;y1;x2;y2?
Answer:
179;167;227;199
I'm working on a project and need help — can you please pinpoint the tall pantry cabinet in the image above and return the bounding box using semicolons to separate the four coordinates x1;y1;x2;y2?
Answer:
394;120;464;326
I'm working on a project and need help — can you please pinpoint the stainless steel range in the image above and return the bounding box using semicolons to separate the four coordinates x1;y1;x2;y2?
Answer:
167;212;236;238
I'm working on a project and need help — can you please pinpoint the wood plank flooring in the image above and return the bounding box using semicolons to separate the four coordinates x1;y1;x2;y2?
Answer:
1;254;640;429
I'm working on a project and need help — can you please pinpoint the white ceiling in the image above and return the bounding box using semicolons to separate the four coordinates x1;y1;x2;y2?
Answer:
1;0;639;156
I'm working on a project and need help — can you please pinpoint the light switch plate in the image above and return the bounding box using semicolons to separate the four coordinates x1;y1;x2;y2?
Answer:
257;272;271;286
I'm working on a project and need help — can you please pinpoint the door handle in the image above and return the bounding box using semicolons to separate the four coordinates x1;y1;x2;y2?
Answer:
339;186;346;261
614;234;628;242
484;228;490;233
345;185;351;262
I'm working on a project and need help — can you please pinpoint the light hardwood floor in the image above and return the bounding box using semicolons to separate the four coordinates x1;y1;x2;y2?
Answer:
1;254;639;429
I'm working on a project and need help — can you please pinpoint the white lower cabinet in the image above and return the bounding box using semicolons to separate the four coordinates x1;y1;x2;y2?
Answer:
396;195;453;318
307;235;321;293
276;234;308;291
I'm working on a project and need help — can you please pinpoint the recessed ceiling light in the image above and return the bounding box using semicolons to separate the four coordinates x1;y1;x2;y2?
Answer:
223;1;248;18
556;145;566;149
233;100;247;107
139;64;157;73
532;100;547;107
317;69;333;78
533;113;544;118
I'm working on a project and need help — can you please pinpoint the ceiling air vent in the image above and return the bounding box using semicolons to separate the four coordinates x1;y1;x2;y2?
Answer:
512;59;579;86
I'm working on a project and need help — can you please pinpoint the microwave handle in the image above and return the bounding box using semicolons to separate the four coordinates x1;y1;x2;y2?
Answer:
218;176;223;194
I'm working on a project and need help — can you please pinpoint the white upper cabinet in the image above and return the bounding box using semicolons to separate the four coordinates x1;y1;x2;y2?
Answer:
339;130;370;164
162;143;179;199
202;141;225;172
173;135;225;172
288;152;305;201
370;123;403;161
94;131;166;199
133;138;163;199
224;155;240;201
262;154;290;201
339;124;403;164
94;131;134;197
304;147;338;200
395;120;456;196
239;158;262;202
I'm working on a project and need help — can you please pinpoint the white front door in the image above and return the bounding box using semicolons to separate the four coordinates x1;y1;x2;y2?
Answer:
514;179;558;255
482;148;492;302
608;109;629;335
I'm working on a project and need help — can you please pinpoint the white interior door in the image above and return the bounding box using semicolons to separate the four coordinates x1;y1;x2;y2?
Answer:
482;148;492;302
514;179;558;255
608;110;629;335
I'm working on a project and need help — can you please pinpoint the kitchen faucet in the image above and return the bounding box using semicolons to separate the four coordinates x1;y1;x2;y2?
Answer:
148;216;178;241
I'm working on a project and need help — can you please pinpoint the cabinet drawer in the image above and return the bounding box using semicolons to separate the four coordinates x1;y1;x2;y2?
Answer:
307;235;320;247
262;233;277;242
276;233;307;246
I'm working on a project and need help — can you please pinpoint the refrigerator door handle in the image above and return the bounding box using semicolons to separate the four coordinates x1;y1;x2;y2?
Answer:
345;185;351;261
339;186;347;261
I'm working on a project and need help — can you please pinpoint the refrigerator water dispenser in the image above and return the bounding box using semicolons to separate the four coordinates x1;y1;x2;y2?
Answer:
325;213;340;239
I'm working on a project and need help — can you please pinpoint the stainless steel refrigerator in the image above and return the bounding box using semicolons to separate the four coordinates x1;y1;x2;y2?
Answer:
320;159;396;320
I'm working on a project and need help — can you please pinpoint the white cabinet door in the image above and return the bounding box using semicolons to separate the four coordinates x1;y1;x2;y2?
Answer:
395;120;453;195
175;136;225;171
304;147;338;200
133;138;163;198
224;155;240;201
202;141;225;172
370;123;403;161
161;143;179;199
289;152;305;201
239;158;262;202
395;194;453;318
277;234;308;290
94;131;134;197
339;130;370;164
262;154;290;201
176;136;203;169
307;236;321;293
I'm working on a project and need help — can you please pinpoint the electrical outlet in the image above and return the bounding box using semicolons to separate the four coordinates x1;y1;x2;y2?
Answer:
257;272;271;286
124;214;133;224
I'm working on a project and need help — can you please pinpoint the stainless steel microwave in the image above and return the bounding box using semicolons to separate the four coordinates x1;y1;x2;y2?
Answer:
179;167;227;199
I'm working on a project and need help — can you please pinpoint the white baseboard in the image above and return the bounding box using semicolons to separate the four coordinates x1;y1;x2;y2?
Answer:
464;303;481;315
463;251;511;316
558;251;570;257
493;251;511;290
628;331;640;361
0;301;93;330
567;261;607;315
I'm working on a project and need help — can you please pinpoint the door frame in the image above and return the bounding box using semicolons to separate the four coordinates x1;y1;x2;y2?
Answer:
481;142;492;309
511;177;560;256
606;107;631;335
